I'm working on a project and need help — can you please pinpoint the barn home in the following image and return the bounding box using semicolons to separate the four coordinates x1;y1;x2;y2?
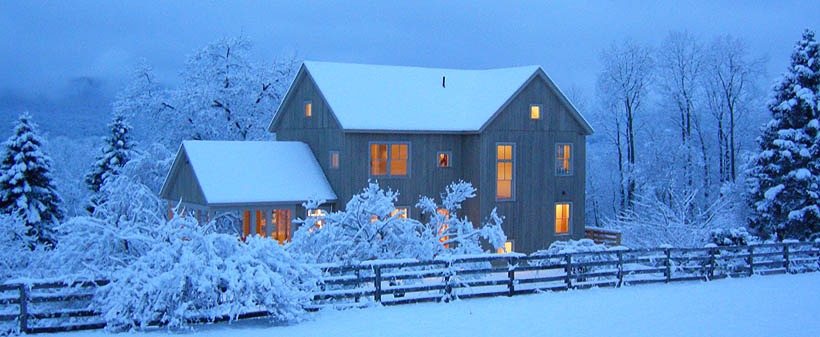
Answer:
161;61;593;253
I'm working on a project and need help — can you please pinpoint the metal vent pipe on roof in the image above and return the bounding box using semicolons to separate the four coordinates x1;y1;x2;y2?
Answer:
442;76;445;88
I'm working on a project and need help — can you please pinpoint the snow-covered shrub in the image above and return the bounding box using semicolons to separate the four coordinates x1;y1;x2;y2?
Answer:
0;214;37;282
98;217;315;331
416;181;507;257
709;227;760;246
531;239;621;281
51;174;168;277
290;182;429;263
608;190;730;248
290;181;506;264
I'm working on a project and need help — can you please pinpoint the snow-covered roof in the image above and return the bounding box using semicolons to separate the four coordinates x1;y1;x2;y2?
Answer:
296;61;544;132
173;141;336;205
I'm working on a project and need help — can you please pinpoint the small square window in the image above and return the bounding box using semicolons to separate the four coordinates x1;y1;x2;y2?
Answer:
437;151;451;168
304;100;312;117
530;104;542;120
329;151;339;169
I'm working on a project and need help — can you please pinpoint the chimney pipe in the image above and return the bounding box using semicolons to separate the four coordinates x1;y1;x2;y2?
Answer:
442;76;446;88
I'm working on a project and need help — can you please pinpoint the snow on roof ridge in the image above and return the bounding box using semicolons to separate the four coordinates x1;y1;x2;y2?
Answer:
303;60;542;72
301;61;541;131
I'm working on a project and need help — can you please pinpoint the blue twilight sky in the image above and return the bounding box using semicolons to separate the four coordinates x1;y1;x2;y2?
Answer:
0;0;818;100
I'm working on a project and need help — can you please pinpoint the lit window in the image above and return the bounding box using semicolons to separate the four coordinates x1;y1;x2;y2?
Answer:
273;209;293;244
390;207;409;219
555;203;570;234
496;144;514;200
437;208;450;248
497;241;514;254
329;151;339;169
304;101;312;117
556;144;572;176
370;142;409;176
530;104;542;120
308;209;327;229
437;151;451;168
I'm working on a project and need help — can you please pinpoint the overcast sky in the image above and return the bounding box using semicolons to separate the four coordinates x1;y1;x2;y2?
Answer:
1;1;818;99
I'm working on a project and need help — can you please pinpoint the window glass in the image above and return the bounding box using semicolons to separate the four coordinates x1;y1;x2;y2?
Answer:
530;104;541;119
555;203;570;234
556;144;572;175
370;143;409;176
304;101;312;117
496;144;514;200
330;151;339;169
438;152;450;167
370;144;388;175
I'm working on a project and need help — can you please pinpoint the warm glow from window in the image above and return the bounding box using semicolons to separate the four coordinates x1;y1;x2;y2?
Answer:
556;144;572;175
496;144;513;200
438;152;450;167
304;101;312;117
273;209;292;245
391;208;408;219
530;105;541;119
370;143;409;176
308;209;326;229
555;203;570;234
437;208;450;248
497;241;514;254
330;151;339;169
241;210;291;245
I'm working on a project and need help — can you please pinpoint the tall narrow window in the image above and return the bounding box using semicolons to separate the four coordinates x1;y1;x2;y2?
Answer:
437;209;450;248
304;100;312;117
329;151;340;169
556;143;572;176
496;144;514;200
555;203;570;234
530;104;542;120
370;142;410;176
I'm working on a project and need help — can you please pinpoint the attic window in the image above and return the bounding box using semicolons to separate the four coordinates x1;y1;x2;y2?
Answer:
530;104;542;120
304;100;312;117
329;151;340;169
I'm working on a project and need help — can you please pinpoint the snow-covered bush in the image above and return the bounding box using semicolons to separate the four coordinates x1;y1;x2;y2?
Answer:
607;190;730;248
290;182;430;263
289;181;506;264
51;173;168;277
98;217;315;331
0;214;37;282
709;227;760;246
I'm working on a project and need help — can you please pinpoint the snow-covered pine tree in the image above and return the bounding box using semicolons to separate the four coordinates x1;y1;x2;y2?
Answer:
0;112;64;248
747;29;820;240
85;114;135;194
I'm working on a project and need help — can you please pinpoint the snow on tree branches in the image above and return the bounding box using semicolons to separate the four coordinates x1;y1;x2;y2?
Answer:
289;181;506;264
85;114;135;194
0;112;64;248
747;29;820;240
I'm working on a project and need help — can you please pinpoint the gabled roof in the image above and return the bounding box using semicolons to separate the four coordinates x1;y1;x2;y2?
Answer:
270;61;593;134
161;141;337;207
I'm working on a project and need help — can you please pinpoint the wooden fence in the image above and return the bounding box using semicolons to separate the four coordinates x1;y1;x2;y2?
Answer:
2;242;818;334
585;226;622;246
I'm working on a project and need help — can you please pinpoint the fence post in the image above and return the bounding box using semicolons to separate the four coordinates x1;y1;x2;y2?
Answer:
748;246;755;277
373;266;382;303
507;256;517;297
707;248;716;281
616;251;624;287
355;267;361;303
564;254;573;289
18;284;28;333
784;245;791;274
444;260;453;302
665;248;672;283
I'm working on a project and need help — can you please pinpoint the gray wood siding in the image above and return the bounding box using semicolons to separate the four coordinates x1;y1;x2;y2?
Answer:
479;76;588;253
161;149;208;206
272;69;588;254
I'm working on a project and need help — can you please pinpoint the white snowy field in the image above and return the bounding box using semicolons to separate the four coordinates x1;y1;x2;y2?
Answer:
50;273;819;337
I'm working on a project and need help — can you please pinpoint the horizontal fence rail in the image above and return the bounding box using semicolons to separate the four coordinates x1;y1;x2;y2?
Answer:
2;242;818;334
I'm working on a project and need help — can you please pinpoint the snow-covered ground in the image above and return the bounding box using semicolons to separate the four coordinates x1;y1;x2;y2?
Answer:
45;273;819;337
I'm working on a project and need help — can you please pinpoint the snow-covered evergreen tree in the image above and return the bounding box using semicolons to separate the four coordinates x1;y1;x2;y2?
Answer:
747;29;820;240
0;112;64;248
85;114;135;194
